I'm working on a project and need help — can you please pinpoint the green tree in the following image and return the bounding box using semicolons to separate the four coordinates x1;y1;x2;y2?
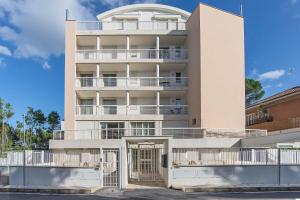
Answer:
47;111;60;132
0;98;14;155
25;107;46;148
245;78;265;106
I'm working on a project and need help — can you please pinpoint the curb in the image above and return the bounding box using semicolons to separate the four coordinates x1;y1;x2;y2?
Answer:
182;186;300;193
0;187;92;194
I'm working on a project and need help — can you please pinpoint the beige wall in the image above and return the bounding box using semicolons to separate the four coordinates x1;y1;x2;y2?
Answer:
64;20;76;136
186;5;201;127
187;4;245;129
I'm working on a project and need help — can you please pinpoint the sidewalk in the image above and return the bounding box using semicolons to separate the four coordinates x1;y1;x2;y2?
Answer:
0;185;96;194
179;185;300;192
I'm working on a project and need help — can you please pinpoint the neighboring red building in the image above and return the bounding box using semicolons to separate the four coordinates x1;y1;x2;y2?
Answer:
246;86;300;132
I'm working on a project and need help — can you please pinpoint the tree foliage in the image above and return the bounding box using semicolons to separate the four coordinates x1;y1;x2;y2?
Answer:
0;99;61;151
245;78;265;106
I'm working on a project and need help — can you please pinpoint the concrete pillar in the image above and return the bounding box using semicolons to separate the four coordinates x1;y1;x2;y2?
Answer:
126;91;130;115
97;36;100;50
96;64;100;87
126;36;130;59
96;91;100;115
156;64;160;86
156;36;160;59
126;63;130;87
156;91;160;114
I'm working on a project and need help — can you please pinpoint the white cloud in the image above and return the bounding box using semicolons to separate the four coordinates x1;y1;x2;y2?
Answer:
258;69;286;81
291;0;299;5
277;83;283;87
0;45;12;56
0;0;95;60
0;0;158;69
263;85;272;90
42;61;51;70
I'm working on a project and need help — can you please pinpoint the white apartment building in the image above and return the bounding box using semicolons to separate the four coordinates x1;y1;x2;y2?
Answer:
49;3;264;188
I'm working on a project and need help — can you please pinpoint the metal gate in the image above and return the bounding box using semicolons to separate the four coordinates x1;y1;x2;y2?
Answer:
128;143;164;182
102;148;120;187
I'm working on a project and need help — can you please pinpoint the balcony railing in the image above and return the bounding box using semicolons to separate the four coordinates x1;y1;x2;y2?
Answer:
52;128;267;140
75;77;188;88
77;21;186;31
76;49;187;61
75;105;188;116
246;113;273;126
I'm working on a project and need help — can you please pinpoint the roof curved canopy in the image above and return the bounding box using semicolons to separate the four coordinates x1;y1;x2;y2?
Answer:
97;4;191;21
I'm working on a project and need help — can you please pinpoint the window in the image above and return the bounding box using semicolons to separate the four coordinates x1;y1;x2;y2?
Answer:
175;72;182;84
192;118;196;125
79;99;93;115
103;99;117;114
100;122;124;139
175;47;182;58
131;122;155;136
80;74;93;87
126;19;138;30
156;19;168;30
103;74;117;87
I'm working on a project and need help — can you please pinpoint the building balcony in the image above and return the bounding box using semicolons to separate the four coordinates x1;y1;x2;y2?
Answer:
75;76;188;89
76;21;186;32
75;49;187;63
75;105;188;116
246;113;273;126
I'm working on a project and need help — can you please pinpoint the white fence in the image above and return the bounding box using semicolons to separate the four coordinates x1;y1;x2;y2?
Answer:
172;148;300;166
0;150;100;168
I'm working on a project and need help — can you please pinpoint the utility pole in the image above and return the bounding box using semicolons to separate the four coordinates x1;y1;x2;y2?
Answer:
22;114;26;186
22;114;26;147
1;104;4;156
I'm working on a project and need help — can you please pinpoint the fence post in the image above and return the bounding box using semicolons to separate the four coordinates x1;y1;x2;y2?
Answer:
278;148;281;185
22;150;26;186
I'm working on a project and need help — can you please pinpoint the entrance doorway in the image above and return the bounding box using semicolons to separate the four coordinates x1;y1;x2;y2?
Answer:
128;143;166;186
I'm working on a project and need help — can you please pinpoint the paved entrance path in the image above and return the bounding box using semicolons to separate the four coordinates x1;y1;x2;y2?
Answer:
2;189;300;199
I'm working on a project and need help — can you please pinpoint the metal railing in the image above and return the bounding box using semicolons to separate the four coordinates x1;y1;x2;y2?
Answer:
0;150;100;168
75;105;189;116
173;148;300;166
205;128;268;138
246;113;273;126
159;105;188;115
172;148;280;166
52;128;267;140
3;148;300;168
247;117;300;133
77;21;186;31
76;77;188;88
76;49;187;61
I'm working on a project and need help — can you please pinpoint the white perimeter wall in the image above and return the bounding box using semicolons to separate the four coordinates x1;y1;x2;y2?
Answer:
170;165;300;188
9;167;101;188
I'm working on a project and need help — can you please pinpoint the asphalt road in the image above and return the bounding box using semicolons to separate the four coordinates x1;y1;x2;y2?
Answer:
1;190;300;200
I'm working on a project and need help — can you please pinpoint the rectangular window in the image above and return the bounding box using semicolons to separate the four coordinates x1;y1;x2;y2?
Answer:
103;74;117;87
80;74;93;87
130;122;155;136
175;72;181;84
100;122;124;139
103;99;117;114
79;99;93;115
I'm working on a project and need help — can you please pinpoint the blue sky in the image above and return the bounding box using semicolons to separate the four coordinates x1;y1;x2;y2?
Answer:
0;0;299;124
